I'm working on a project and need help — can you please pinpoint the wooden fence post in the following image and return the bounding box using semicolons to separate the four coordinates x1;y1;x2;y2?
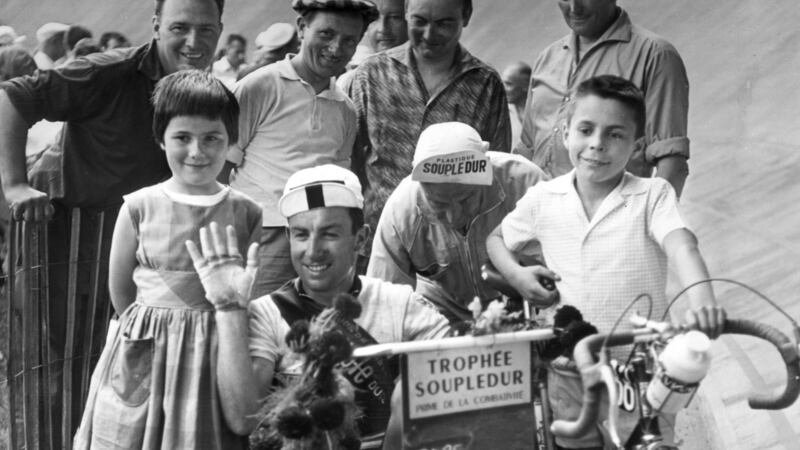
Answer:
6;220;18;450
5;209;115;449
61;209;81;450
20;220;41;448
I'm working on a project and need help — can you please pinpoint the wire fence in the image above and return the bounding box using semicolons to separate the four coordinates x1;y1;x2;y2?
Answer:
1;210;114;450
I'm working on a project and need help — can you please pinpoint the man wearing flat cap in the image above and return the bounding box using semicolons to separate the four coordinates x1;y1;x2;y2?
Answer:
220;0;379;298
246;164;449;448
367;122;547;323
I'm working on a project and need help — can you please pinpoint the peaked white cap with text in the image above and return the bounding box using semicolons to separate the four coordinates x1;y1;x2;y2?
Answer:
411;122;493;186
279;165;364;218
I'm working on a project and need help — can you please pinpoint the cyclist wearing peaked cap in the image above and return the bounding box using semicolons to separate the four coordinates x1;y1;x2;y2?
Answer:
367;122;548;323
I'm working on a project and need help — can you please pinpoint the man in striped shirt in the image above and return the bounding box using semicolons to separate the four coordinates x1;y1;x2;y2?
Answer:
347;0;511;261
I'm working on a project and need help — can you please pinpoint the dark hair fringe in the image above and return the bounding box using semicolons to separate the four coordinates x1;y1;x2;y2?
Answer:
568;74;646;139
299;8;372;34
404;0;472;22
151;70;239;144
154;0;225;18
64;25;92;51
226;33;246;46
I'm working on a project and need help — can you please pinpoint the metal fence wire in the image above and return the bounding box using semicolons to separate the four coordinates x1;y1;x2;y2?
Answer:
1;210;114;450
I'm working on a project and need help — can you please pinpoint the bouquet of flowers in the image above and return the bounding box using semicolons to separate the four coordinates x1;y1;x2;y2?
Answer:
250;294;364;450
466;297;596;359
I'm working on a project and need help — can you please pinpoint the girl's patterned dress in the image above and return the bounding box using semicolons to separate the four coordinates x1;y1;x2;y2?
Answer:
74;183;261;449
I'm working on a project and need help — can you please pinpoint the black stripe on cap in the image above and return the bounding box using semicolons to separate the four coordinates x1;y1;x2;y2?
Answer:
305;184;325;209
294;179;345;189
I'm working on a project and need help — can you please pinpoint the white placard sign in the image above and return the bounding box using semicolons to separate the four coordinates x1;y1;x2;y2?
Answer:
405;341;531;419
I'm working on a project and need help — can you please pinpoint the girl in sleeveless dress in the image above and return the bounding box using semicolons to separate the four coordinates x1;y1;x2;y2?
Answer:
74;70;263;449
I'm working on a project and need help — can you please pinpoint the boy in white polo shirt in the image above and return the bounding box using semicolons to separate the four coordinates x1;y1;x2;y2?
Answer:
487;75;726;448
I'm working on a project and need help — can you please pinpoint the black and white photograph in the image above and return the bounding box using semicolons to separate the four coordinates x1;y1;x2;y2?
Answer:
0;0;798;448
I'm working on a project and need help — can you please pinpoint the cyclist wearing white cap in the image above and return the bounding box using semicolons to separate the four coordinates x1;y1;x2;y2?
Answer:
246;164;450;448
367;122;548;323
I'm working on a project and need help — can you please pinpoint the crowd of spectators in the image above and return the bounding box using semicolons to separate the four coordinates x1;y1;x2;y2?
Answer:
0;0;728;449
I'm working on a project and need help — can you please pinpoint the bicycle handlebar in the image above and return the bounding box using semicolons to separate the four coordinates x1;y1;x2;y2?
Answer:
726;320;800;409
550;319;800;440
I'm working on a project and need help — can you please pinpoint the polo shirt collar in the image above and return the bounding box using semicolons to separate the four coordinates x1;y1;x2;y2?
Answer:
390;41;483;75
275;54;303;81
278;54;349;102
139;39;166;81
549;170;646;228
546;170;646;197
563;8;633;52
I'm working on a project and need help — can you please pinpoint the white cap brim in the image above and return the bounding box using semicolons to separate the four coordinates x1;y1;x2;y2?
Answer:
279;181;363;218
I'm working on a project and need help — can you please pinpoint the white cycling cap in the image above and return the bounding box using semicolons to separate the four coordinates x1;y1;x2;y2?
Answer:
411;122;492;186
279;165;364;218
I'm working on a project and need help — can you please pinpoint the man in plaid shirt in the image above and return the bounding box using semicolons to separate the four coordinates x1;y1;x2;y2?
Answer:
347;0;511;263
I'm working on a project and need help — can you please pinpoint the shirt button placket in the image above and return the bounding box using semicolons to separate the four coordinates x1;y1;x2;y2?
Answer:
311;96;321;131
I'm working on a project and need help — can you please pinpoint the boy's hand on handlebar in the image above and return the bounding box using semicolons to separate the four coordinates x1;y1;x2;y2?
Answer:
509;265;560;307
684;305;727;339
